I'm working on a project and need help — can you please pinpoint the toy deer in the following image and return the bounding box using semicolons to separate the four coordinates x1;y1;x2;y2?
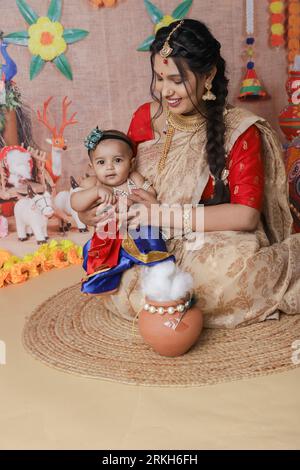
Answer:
37;96;78;184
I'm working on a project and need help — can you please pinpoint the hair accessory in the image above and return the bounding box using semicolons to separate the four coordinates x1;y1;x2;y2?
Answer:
159;20;184;59
84;126;104;151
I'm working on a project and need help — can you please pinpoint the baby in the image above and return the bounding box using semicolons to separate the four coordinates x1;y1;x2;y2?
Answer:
71;127;174;295
71;127;155;215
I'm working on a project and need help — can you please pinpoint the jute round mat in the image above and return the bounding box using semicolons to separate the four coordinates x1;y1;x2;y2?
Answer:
23;283;300;386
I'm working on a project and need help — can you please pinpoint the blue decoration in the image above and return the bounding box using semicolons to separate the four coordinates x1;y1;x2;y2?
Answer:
0;42;18;82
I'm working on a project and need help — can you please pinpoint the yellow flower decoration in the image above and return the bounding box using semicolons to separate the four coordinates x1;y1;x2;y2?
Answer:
28;17;66;61
154;15;175;34
137;0;193;51
3;0;89;80
271;23;284;35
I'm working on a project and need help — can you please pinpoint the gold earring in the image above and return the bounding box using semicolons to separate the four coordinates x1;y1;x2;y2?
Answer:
202;81;216;101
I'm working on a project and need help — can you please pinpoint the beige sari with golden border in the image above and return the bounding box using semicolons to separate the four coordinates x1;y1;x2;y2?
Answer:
103;106;300;328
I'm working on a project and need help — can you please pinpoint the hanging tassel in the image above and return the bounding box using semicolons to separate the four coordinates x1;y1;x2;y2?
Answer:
238;0;268;100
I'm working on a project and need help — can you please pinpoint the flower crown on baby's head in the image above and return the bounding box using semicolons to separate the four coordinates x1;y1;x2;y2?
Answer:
84;126;136;156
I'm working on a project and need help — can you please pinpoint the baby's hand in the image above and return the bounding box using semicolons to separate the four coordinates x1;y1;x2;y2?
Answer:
97;188;117;205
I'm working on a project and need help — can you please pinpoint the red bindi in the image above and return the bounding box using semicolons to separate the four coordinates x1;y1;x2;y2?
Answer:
160;72;164;76
163;59;168;64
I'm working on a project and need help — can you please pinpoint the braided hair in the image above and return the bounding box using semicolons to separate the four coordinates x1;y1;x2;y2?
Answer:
150;19;230;205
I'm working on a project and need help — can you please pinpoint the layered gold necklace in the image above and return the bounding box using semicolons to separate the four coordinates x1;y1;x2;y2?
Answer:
158;110;207;173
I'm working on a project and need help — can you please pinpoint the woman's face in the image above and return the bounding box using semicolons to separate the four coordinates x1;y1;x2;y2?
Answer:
153;54;214;115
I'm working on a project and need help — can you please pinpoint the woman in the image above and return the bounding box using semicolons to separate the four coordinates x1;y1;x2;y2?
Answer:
79;19;300;328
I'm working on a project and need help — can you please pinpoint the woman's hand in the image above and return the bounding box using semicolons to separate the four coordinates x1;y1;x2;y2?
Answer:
128;188;159;207
126;188;160;229
77;203;115;227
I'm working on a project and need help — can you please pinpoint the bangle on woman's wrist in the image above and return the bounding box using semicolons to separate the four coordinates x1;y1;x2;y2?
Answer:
183;206;193;236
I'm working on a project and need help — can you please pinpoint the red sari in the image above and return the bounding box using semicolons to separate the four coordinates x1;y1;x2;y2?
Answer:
128;102;264;211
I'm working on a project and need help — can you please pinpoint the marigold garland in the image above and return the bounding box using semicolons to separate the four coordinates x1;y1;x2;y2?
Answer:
0;239;83;288
269;0;286;47
287;0;300;67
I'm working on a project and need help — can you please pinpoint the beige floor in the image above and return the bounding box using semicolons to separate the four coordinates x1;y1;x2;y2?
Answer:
1;262;300;449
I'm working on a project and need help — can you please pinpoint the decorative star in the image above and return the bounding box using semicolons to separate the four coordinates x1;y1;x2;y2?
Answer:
3;0;89;80
137;0;193;51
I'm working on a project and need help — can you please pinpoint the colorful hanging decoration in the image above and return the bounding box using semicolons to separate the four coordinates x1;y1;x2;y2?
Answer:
89;0;117;6
269;0;286;47
238;0;268;100
279;69;300;141
279;65;300;233
137;0;193;51
3;0;89;80
287;0;300;68
274;1;300;232
0;239;83;288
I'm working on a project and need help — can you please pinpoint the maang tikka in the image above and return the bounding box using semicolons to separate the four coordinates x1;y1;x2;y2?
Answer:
159;20;184;62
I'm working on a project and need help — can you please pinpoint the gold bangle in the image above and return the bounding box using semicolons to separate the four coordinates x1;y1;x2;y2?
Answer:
183;206;193;236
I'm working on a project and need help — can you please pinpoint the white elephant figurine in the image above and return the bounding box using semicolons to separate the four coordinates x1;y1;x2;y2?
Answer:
54;176;88;233
14;184;54;244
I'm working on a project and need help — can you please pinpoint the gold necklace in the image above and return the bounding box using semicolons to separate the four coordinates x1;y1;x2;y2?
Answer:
158;111;206;173
158;124;175;173
167;110;206;132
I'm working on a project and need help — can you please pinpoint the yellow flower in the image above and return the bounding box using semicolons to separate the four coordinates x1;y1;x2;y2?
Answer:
271;23;284;35
269;1;284;14
28;17;67;61
0;250;12;269
155;15;176;34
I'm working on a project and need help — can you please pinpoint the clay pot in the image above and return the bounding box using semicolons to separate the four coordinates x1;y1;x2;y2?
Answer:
138;296;203;357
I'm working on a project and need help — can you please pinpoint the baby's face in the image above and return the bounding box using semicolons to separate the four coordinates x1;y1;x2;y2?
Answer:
91;139;133;187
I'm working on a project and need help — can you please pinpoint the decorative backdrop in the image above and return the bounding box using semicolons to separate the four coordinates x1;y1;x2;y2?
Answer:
0;0;289;190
